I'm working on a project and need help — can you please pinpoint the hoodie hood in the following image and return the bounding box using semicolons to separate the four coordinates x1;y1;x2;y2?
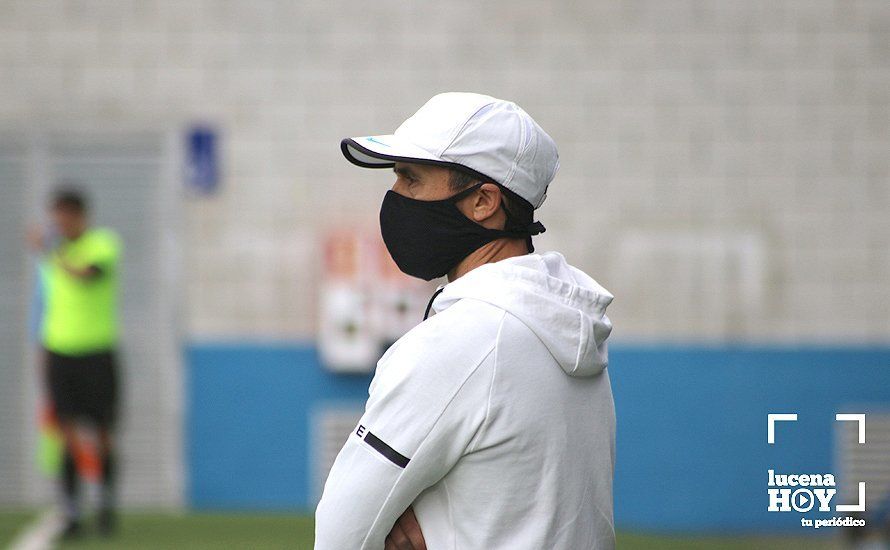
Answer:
432;252;614;377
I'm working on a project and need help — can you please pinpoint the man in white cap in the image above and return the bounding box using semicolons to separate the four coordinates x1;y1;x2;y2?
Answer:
315;93;616;550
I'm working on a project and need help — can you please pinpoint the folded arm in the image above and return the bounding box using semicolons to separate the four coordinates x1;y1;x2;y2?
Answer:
314;346;495;549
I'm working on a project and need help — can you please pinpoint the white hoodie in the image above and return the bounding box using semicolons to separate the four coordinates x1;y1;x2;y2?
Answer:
315;252;615;549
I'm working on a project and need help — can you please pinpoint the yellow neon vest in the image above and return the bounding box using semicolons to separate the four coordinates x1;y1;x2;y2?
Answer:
42;228;121;355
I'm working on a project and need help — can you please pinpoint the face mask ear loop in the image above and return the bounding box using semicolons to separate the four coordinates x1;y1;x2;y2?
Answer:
500;198;546;253
448;183;485;204
453;182;544;252
454;182;524;234
500;198;522;233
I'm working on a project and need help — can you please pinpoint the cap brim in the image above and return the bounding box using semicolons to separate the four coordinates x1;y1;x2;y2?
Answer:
341;135;500;187
341;135;443;169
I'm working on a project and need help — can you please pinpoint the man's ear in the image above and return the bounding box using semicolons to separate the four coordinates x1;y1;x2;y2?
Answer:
471;183;502;223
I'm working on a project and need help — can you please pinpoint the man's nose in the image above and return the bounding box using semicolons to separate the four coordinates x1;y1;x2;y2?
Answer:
391;180;408;196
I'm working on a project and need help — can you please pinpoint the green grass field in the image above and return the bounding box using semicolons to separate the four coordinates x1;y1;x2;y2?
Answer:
0;510;38;548
0;510;841;549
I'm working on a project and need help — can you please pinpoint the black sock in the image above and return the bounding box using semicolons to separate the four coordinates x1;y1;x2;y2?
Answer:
100;450;116;512
62;448;79;521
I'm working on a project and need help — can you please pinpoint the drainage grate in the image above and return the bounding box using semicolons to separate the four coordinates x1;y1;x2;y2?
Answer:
313;406;365;502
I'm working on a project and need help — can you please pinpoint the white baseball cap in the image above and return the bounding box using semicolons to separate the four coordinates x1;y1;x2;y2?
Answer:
341;92;559;209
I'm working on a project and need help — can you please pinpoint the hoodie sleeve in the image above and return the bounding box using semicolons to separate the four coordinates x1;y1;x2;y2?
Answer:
314;327;498;550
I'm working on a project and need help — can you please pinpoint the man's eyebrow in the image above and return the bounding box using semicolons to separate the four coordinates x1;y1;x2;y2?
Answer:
393;165;417;179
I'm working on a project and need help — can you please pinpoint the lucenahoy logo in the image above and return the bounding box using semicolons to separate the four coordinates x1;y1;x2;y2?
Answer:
767;413;867;529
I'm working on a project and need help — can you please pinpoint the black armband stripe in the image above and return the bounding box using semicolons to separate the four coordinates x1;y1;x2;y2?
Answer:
363;430;410;468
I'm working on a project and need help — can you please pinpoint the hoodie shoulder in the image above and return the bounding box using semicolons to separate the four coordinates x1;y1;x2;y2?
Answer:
373;299;505;396
426;252;613;378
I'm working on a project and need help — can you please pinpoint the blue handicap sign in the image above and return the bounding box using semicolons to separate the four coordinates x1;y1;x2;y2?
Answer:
187;126;219;194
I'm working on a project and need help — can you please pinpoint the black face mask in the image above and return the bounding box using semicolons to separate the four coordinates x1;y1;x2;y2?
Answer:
379;184;545;281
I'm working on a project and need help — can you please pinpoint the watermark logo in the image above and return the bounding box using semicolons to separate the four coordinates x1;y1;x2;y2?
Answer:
767;413;866;529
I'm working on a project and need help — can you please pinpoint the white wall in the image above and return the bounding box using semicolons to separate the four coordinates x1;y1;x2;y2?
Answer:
2;0;888;342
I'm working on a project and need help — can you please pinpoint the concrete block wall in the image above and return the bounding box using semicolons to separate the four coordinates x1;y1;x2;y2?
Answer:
2;0;888;342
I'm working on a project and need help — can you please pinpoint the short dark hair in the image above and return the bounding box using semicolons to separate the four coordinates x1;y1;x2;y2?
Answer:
447;169;535;230
51;186;88;214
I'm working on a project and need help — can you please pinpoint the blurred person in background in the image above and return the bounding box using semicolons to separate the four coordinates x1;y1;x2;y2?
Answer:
316;93;616;549
27;187;123;539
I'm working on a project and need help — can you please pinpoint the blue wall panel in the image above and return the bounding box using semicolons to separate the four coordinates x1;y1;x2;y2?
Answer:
186;342;890;532
185;342;372;510
610;346;890;533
